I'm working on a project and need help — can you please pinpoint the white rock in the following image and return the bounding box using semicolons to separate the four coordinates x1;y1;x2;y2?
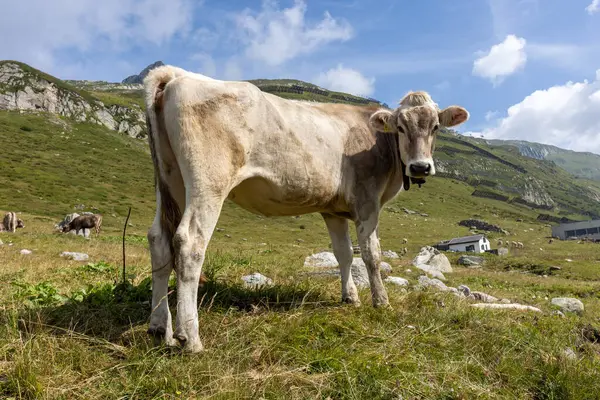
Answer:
414;264;446;280
304;252;338;268
384;276;409;287
458;255;484;267
412;246;452;273
241;273;273;289
551;297;584;314
350;259;392;288
457;285;471;297
60;251;89;261
382;250;400;259
469;291;498;303
471;303;542;312
20;249;32;255
416;275;452;292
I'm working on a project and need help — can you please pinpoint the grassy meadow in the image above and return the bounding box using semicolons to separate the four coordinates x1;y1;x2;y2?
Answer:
1;111;600;399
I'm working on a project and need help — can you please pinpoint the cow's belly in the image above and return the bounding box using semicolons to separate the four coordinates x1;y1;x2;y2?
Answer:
227;174;343;217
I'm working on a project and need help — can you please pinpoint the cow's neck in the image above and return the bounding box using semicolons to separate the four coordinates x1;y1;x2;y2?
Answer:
378;131;407;205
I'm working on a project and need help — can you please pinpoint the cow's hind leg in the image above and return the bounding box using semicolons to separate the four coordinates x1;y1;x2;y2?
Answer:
322;214;360;305
355;211;389;308
172;193;224;353
147;207;176;346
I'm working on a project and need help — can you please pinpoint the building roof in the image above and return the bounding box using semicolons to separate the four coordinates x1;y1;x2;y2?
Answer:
553;219;600;229
445;234;486;245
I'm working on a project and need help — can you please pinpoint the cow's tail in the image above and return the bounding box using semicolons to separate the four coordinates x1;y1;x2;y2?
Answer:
143;66;187;251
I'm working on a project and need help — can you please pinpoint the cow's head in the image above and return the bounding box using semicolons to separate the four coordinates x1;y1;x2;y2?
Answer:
16;219;24;229
369;91;469;179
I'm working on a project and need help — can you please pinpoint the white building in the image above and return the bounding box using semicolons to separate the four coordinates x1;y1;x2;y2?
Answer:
551;219;600;240
436;234;491;253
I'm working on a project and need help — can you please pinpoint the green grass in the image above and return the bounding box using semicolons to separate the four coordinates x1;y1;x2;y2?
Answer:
90;90;145;109
2;64;600;398
0;111;154;228
1;109;600;398
1;212;600;399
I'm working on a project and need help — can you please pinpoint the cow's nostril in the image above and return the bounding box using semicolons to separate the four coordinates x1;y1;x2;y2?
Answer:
409;162;430;176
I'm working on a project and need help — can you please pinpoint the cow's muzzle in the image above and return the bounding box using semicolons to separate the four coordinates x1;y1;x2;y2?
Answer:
408;161;432;178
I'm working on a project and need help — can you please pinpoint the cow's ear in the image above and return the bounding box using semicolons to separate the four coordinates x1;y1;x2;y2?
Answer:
369;110;394;132
439;106;469;127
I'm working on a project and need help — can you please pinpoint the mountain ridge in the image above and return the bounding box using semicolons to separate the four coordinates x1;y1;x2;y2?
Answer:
1;59;599;220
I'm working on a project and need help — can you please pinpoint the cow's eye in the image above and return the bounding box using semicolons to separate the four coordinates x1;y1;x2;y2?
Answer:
397;125;405;134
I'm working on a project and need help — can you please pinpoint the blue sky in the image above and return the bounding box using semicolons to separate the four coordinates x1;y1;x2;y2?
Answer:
1;0;600;153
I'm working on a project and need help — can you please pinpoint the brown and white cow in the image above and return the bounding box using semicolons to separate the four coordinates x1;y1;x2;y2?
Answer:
1;212;24;232
143;65;469;352
61;214;103;236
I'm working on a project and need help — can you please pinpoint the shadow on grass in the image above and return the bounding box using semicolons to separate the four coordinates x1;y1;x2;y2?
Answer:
6;276;335;343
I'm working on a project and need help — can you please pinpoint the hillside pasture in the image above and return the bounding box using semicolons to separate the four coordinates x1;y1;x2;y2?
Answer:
2;187;600;399
1;106;600;398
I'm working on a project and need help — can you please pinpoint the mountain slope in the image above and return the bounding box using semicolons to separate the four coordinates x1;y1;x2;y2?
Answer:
1;60;599;221
483;138;600;182
0;61;146;138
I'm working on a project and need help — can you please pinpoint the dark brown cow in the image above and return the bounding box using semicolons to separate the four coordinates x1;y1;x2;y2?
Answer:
62;214;103;236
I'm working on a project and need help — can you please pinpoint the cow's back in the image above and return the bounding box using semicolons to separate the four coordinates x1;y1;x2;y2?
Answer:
161;75;374;216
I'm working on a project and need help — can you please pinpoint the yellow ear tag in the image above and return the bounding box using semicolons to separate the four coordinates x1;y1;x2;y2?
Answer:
383;122;391;133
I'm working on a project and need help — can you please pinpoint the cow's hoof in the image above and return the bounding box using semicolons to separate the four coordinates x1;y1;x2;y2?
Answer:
342;296;361;307
182;339;204;353
175;334;204;353
147;326;166;337
372;300;392;310
148;326;177;347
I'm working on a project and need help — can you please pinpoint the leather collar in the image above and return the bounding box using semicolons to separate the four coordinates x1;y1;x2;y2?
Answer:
400;160;426;191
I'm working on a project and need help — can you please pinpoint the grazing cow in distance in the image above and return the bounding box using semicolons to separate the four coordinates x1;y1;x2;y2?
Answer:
497;239;503;246
143;64;470;352
1;212;24;232
62;214;103;236
548;238;554;244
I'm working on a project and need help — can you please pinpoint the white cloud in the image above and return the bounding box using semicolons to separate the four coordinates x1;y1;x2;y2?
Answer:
234;0;353;67
223;59;244;81
315;64;375;97
191;53;217;78
586;0;600;15
482;70;600;154
485;111;500;122
0;0;194;75
473;35;527;86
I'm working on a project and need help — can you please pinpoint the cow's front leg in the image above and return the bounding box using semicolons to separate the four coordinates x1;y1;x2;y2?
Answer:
355;212;389;308
322;213;360;306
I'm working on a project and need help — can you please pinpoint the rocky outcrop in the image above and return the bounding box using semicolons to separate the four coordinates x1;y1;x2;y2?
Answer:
519;177;555;208
458;219;506;233
0;62;145;138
